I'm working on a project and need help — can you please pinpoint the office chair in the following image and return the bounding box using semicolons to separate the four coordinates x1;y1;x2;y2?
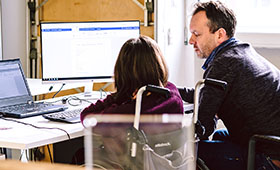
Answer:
247;134;280;170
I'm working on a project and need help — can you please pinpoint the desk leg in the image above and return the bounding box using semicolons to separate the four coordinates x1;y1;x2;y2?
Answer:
5;149;30;162
42;144;53;162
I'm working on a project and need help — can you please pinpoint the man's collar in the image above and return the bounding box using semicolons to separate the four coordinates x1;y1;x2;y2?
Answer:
202;37;237;70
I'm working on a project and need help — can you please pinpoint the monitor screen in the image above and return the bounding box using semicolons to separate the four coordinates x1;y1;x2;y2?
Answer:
40;20;140;84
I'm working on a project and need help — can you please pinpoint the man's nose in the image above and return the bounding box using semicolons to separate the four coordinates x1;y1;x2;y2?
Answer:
189;35;195;45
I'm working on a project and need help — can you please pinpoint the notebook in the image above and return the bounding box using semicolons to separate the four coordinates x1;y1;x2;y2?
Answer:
0;59;67;118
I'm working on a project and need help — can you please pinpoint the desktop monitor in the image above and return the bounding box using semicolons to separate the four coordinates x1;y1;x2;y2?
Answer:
40;20;140;96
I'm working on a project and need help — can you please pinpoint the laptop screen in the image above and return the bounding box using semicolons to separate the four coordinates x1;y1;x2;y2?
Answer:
0;59;32;107
0;63;29;99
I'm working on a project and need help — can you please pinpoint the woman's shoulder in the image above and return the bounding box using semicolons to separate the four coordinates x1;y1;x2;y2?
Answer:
164;81;184;113
166;81;181;96
166;81;177;90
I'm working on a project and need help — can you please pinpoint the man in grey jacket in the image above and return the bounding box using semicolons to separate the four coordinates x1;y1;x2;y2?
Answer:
179;1;280;169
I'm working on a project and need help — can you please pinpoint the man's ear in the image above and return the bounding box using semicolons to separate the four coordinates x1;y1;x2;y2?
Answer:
216;28;228;43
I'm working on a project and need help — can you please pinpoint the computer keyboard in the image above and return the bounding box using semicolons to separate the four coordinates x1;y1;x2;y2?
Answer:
43;108;83;123
0;102;68;118
1;102;54;113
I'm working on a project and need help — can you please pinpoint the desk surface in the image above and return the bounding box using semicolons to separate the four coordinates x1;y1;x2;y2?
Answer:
0;92;96;150
0;111;84;150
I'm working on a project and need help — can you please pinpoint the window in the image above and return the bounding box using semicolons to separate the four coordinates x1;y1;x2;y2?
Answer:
225;0;280;33
199;0;280;48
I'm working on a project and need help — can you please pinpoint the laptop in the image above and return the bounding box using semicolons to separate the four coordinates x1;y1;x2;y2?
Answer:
0;59;67;118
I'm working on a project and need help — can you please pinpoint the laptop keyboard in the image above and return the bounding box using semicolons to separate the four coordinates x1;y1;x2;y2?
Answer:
43;108;83;123
0;102;53;113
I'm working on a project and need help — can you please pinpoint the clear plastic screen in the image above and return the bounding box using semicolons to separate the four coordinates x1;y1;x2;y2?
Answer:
83;113;197;170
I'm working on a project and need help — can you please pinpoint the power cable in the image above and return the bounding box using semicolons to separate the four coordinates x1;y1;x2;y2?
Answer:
52;83;65;98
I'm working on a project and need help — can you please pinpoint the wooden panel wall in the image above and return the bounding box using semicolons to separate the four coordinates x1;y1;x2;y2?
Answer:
39;0;154;38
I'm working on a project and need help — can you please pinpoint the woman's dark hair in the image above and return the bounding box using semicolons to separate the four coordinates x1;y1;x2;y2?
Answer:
193;1;237;38
113;35;168;103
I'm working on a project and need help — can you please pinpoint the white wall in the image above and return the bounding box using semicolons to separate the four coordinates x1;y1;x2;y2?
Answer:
255;48;280;69
156;0;197;87
1;0;28;74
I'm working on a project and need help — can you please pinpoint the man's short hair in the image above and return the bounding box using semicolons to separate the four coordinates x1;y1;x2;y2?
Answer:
193;1;237;38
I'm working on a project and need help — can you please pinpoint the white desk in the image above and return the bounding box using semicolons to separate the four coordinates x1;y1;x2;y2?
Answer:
0;90;101;162
0;114;84;150
0;91;102;150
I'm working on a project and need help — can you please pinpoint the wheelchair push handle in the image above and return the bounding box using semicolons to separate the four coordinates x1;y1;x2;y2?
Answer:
204;78;227;91
193;78;227;124
146;84;170;98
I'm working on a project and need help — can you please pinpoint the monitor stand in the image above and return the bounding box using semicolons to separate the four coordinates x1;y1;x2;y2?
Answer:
82;80;113;99
83;81;94;98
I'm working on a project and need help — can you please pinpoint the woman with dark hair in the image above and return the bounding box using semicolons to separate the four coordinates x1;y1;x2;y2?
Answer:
80;35;183;122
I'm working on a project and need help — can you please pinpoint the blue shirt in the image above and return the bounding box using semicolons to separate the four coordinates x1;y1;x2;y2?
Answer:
202;37;237;70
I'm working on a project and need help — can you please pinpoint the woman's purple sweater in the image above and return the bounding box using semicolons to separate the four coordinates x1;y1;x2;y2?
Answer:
80;82;183;123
